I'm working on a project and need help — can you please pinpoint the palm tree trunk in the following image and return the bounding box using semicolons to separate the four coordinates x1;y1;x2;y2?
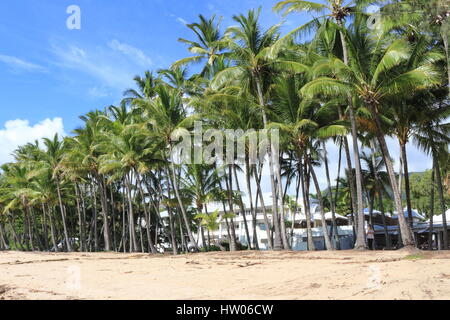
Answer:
378;191;390;249
98;175;112;251
369;140;390;249
8;216;24;251
47;205;58;252
125;173;138;252
336;20;366;250
348;106;366;250
434;155;448;249
74;184;85;252
204;205;212;250
40;204;49;251
120;183;127;253
275;155;291;250
199;221;206;249
400;142;414;227
291;171;301;248
429;165;435;250
255;75;283;250
223;170;239;251
300;156;315;251
341;133;358;230
254;163;273;250
232;164;252;249
109;187;117;251
89;181;99;251
80;184;88;252
323;142;340;249
135;172;157;253
218;177;237;251
245;159;259;250
163;168;178;255
307;156;334;250
0;223;8;250
368;103;415;247
55;179;72;252
178;213;187;253
368;190;376;249
168;157;198;250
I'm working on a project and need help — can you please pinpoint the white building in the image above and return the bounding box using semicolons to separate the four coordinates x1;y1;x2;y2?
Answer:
195;192;355;250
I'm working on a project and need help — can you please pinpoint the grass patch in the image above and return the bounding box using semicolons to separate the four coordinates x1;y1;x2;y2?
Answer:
403;253;426;260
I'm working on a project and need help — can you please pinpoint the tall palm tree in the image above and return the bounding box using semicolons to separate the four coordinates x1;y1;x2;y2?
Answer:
301;33;441;247
212;9;290;250
273;0;373;249
182;164;220;249
174;14;227;78
40;135;74;251
134;83;199;250
413;102;450;249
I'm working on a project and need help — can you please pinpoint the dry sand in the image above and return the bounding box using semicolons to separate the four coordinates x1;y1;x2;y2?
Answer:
1;249;450;300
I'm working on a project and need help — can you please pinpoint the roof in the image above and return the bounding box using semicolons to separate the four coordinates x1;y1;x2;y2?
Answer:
392;208;425;220
313;212;348;221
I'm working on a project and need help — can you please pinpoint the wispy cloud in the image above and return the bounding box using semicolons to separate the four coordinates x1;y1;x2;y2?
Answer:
51;43;135;90
176;17;188;25
88;86;109;98
0;54;46;72
108;39;152;67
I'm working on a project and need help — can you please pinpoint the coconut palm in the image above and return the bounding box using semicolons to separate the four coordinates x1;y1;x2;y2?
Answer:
211;9;292;250
174;14;227;78
301;28;442;246
274;0;379;250
134;83;199;250
413;102;450;249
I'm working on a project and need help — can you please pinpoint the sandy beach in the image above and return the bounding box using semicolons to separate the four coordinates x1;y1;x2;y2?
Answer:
1;249;450;300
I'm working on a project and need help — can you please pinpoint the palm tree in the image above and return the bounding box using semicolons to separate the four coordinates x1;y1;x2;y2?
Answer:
212;9;291;250
271;73;347;250
273;1;375;250
65;113;114;252
302;29;441;247
360;146;391;247
38;135;74;252
174;14;227;78
413;102;450;249
122;70;159;106
195;210;221;248
134;83;199;250
182;164;221;250
384;33;447;229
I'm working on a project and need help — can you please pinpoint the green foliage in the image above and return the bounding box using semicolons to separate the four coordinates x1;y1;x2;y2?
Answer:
409;170;450;216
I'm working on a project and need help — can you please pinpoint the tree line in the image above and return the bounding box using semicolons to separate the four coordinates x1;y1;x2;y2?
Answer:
0;0;449;253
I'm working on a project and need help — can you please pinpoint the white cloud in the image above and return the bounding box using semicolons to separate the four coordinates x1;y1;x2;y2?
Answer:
0;118;65;165
108;39;152;67
0;54;46;72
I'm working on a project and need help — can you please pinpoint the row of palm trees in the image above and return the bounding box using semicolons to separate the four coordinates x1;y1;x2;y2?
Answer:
0;0;448;253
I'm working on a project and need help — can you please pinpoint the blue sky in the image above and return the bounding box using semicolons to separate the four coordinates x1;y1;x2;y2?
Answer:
0;0;299;131
0;0;433;186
